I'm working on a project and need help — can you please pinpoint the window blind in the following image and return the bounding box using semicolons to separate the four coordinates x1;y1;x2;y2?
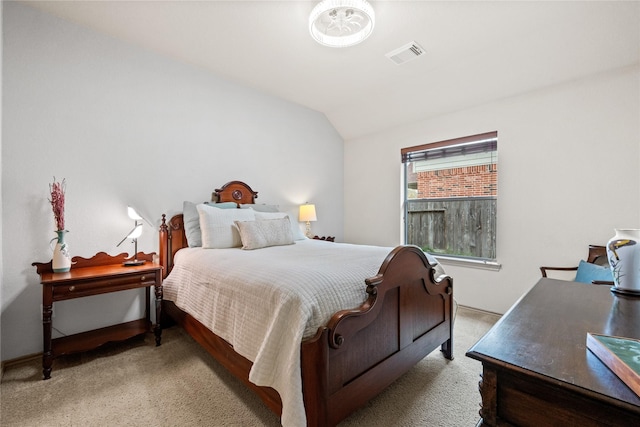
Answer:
401;131;497;163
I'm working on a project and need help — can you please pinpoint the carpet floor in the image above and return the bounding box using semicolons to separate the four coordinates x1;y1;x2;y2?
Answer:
1;306;499;426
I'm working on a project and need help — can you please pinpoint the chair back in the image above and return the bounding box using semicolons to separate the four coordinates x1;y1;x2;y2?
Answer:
540;245;613;285
586;245;607;265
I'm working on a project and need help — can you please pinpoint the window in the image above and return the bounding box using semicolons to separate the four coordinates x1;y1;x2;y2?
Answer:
402;131;497;261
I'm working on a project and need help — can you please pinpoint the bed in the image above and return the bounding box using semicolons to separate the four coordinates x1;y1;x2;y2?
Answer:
158;181;454;427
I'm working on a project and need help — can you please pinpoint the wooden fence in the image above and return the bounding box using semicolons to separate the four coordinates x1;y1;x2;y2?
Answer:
406;197;496;259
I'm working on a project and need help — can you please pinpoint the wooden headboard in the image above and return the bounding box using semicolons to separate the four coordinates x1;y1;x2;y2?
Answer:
213;180;258;204
159;181;258;278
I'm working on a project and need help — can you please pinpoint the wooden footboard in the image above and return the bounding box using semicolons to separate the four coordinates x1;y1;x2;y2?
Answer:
300;245;453;426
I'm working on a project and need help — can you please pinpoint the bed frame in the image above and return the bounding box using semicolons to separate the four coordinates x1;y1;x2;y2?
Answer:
158;181;454;427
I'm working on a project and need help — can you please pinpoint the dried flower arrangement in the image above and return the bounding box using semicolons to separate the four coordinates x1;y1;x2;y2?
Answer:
49;178;66;231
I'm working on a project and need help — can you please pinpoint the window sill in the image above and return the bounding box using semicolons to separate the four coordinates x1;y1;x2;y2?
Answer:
434;255;502;271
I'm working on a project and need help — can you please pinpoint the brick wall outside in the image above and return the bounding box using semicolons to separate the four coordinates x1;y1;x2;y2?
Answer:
417;164;497;198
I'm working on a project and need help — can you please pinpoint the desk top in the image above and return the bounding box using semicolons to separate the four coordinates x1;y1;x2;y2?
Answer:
33;251;160;283
467;278;640;408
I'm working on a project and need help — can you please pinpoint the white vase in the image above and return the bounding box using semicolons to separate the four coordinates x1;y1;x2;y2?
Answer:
50;230;71;273
606;229;640;295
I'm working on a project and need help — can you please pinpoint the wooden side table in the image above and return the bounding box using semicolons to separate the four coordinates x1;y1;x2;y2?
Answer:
312;235;335;242
32;252;162;380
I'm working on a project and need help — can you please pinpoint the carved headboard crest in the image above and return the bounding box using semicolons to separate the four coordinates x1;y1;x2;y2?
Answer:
213;181;258;205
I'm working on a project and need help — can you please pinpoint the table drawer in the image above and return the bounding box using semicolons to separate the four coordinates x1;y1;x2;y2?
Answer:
53;272;157;300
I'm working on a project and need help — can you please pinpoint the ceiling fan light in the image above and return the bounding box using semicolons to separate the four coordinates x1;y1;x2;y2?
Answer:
309;0;375;48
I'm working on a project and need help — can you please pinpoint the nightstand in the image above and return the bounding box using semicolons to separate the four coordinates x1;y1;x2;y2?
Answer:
32;252;162;380
312;235;335;242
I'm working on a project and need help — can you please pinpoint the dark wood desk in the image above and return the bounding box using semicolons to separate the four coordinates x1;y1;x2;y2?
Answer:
466;278;640;426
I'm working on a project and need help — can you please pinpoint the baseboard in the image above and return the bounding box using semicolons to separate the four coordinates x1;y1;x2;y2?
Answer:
1;352;42;380
457;304;502;318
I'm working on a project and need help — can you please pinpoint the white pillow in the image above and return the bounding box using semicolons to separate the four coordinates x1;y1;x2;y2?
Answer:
183;201;239;247
197;204;255;248
234;217;294;250
239;203;280;212
254;211;307;241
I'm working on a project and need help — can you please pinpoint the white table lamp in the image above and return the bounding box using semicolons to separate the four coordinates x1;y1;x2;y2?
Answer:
299;204;317;238
117;206;148;266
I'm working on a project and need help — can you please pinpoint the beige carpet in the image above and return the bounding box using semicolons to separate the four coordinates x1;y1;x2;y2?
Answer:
1;307;499;427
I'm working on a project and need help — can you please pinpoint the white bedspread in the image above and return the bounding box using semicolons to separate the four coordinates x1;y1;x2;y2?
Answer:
162;239;440;426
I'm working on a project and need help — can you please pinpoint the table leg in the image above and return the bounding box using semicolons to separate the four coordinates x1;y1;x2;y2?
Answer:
478;365;498;426
154;282;163;346
42;302;53;380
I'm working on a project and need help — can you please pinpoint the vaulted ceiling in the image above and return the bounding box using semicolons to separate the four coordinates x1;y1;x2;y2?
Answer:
24;1;640;140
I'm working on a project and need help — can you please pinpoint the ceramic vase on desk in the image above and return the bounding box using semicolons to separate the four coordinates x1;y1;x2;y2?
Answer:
606;229;640;295
50;230;71;273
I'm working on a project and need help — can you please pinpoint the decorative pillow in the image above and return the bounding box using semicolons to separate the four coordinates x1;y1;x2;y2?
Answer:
575;260;614;284
254;211;306;241
240;203;280;212
183;201;238;247
235;217;294;250
212;202;239;209
197;203;255;249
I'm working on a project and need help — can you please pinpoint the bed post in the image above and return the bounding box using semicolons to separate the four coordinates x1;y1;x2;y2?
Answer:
301;329;330;426
159;214;169;279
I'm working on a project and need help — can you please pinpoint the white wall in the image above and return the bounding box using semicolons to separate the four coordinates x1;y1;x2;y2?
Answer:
1;3;343;361
345;65;640;314
0;1;4;361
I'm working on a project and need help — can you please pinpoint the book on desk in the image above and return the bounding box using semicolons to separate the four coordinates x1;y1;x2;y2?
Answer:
587;333;640;398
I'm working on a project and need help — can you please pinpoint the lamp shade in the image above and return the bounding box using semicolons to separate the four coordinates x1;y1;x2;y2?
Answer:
299;204;317;222
309;0;375;48
127;206;143;221
127;223;143;239
127;206;153;227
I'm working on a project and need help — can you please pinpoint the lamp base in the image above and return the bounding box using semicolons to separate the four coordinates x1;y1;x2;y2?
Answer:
123;260;145;267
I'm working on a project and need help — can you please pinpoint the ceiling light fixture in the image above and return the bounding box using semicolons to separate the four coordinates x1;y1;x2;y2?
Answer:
309;0;375;48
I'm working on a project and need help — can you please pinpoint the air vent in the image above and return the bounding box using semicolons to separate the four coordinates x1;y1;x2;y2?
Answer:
385;42;425;65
